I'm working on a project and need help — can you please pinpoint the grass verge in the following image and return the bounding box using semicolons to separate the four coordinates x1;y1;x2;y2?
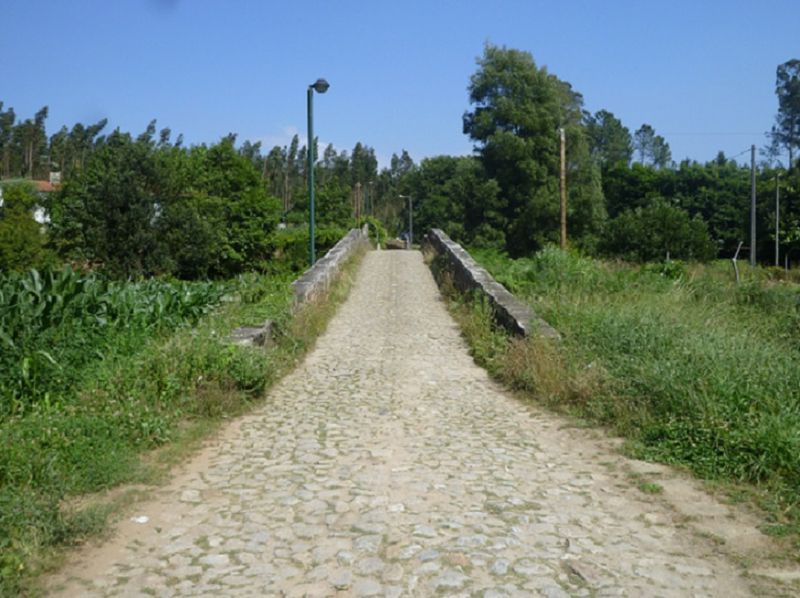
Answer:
434;246;800;560
0;247;366;596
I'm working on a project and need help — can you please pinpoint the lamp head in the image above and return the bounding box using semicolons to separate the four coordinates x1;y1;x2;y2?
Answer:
310;78;330;94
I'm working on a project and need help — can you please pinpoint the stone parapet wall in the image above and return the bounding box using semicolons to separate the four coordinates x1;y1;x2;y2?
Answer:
423;228;560;339
291;224;370;309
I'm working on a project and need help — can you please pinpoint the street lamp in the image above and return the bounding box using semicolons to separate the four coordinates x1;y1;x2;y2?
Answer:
399;194;413;249
307;78;329;265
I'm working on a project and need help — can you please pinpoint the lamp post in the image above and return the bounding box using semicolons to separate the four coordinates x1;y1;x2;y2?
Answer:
307;78;329;266
399;194;412;249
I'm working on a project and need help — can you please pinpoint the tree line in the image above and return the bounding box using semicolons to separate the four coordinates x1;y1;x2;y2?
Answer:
0;101;423;277
404;47;800;265
2;51;798;274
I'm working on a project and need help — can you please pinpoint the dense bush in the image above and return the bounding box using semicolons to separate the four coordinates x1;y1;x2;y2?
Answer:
267;225;349;274
600;197;717;262
48;133;283;279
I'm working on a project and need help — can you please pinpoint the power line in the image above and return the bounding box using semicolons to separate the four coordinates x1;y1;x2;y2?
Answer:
729;147;752;159
662;132;763;136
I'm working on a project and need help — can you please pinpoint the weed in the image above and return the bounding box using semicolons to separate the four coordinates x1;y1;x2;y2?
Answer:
452;246;800;558
638;482;665;495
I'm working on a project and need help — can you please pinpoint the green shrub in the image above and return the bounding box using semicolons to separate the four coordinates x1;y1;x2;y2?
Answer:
471;247;800;550
600;197;717;262
266;225;348;274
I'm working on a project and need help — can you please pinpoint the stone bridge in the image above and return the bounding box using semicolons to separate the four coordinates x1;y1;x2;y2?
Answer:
48;246;790;596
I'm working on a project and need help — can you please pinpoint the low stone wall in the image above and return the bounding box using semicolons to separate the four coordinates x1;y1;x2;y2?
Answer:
291;224;370;309
423;229;560;339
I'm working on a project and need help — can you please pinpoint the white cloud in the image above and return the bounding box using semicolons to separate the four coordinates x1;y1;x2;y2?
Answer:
257;125;302;150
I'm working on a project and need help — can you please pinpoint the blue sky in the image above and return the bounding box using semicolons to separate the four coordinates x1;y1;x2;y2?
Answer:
1;0;796;167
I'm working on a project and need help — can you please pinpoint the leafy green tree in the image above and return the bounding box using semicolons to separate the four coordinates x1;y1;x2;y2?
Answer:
238;139;262;167
316;180;352;227
389;150;415;181
601;197;716;262
769;59;800;168
0;182;52;271
49;125;69;174
406;155;502;247
349;142;378;187
179;140;281;276
463;44;605;255
51;129;163;276
602;162;666;217
69;118;108;175
601;155;761;258
634;124;672;168
585;109;632;167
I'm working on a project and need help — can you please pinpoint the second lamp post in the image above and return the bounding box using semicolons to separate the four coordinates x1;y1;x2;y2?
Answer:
307;78;329;266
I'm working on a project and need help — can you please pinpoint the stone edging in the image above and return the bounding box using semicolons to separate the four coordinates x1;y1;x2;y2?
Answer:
423;228;560;339
291;224;370;309
229;225;369;347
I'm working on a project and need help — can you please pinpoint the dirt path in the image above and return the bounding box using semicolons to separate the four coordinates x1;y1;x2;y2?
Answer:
47;250;794;596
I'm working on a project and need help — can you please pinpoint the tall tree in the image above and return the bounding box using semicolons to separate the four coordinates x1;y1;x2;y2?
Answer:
407;155;503;247
0;103;15;178
68;118;108;174
49;126;69;174
51;129;162;275
463;44;605;255
349;142;378;187
634;124;671;168
389;150;415;181
11;106;49;178
585;109;632;167
769;59;800;168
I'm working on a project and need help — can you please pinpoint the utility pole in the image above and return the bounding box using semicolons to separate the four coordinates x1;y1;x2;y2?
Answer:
775;173;780;267
559;127;567;249
750;144;756;267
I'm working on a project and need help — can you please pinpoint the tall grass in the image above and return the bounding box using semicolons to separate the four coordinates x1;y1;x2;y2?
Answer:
467;247;800;548
0;267;226;418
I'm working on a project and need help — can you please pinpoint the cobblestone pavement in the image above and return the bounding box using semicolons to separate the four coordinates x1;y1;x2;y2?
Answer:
50;251;773;596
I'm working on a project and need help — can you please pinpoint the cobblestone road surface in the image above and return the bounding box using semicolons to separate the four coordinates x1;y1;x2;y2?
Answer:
50;251;768;596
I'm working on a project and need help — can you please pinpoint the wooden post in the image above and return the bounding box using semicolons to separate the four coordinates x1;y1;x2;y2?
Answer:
750;144;756;267
775;173;780;267
559;127;567;249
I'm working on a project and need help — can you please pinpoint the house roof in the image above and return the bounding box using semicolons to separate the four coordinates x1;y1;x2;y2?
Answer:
0;178;60;193
33;180;57;193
